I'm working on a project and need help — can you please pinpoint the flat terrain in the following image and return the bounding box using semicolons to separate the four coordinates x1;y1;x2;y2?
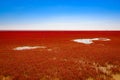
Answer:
0;31;120;80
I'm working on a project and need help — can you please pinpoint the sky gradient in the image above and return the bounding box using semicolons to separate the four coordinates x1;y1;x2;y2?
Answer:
0;0;120;30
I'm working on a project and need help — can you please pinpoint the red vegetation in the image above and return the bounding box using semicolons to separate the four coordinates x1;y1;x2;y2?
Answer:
0;31;120;80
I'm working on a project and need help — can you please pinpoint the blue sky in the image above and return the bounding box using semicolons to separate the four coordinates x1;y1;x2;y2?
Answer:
0;0;120;30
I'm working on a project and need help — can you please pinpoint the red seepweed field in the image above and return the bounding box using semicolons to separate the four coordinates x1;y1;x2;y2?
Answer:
0;31;120;80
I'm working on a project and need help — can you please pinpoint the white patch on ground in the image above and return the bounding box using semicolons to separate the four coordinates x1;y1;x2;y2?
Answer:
73;39;93;44
13;46;46;50
73;38;111;44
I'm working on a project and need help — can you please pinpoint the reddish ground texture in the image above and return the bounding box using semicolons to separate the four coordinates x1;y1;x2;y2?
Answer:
0;31;120;80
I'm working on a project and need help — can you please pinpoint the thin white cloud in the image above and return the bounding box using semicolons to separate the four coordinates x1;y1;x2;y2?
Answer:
1;23;119;30
0;16;120;30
